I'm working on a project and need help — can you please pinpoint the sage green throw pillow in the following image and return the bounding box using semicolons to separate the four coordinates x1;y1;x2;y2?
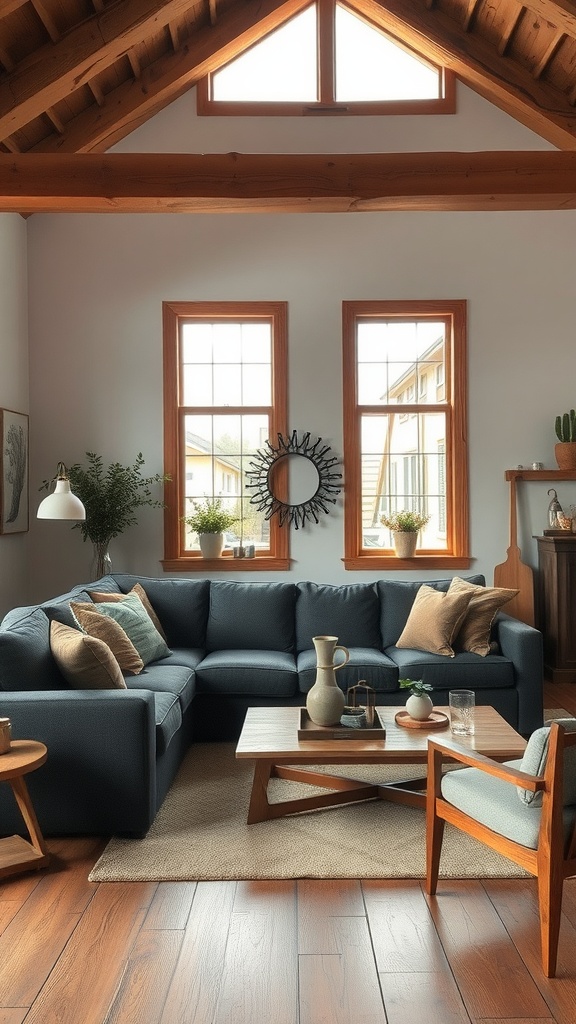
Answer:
90;591;171;666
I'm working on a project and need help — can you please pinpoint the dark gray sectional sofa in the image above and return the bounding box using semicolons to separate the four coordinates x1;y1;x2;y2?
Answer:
0;573;543;837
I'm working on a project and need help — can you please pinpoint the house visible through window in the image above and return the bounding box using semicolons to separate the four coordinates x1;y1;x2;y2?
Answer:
342;300;469;569
162;301;289;570
197;0;454;116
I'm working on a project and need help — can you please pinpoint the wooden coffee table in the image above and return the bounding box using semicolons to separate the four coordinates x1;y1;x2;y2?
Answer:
236;705;526;824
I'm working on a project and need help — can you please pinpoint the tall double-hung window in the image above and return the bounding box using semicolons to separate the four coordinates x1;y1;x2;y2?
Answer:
162;301;288;570
342;300;470;569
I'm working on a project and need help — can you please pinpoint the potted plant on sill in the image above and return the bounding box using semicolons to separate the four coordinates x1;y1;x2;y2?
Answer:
41;451;169;579
399;678;434;721
182;498;238;558
380;509;431;558
554;409;576;469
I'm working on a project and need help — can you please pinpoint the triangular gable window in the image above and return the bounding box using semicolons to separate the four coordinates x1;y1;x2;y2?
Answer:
198;1;454;116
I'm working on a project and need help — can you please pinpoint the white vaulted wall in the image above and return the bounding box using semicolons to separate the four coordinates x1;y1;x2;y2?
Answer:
14;82;576;604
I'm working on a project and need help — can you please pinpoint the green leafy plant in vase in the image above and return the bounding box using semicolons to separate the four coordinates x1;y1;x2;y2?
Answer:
399;678;434;721
380;509;431;558
41;451;169;578
181;498;238;559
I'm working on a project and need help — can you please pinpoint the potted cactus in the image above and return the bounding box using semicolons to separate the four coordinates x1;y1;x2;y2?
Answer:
554;409;576;469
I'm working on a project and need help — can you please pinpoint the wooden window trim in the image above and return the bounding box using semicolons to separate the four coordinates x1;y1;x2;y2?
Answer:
342;299;470;571
162;300;290;572
197;0;455;118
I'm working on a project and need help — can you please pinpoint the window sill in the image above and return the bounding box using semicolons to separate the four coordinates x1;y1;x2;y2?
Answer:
161;557;291;572
343;555;472;571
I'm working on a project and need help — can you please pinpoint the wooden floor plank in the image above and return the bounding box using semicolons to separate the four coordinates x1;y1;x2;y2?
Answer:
379;971;471;1024
484;880;576;1024
213;880;298;1024
159;881;237;1024
0;1010;29;1024
363;879;448;972
299;918;387;1024
298;879;365;954
22;882;156;1024
105;929;185;1024
425;881;550;1019
143;882;194;930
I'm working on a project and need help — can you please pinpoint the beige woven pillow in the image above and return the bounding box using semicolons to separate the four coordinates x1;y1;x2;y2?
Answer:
70;602;144;675
50;620;127;689
449;576;519;656
396;585;473;657
89;582;167;641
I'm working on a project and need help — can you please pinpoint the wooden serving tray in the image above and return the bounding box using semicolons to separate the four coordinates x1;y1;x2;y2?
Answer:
298;707;386;740
394;710;449;730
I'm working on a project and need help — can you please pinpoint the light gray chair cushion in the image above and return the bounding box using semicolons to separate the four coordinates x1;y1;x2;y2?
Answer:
517;718;576;806
441;759;576;850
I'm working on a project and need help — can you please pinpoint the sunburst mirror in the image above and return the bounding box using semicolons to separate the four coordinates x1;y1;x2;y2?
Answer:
245;430;342;529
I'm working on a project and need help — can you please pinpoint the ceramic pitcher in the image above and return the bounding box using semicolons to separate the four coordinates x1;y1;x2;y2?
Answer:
306;635;349;726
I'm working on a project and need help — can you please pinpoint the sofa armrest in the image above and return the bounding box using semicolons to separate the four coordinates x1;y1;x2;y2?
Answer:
0;689;157;835
492;613;544;736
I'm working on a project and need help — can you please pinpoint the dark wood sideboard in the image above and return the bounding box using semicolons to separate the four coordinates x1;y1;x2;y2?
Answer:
536;534;576;683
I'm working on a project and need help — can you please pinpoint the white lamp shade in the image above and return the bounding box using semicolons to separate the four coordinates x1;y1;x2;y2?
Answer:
37;478;86;520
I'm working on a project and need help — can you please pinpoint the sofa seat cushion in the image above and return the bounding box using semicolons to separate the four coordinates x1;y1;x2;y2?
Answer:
152;691;183;755
295;582;380;652
125;664;196;713
297;648;398;694
387;647;515;689
206;582;297;653
196;650;298;696
378;576;486;649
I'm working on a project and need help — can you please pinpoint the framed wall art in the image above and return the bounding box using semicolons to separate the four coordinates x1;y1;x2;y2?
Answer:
1;409;29;534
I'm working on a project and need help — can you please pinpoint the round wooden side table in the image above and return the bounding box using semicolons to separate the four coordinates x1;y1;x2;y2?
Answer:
0;740;49;879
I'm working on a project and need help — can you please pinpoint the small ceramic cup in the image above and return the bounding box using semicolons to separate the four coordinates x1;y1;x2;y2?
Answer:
0;718;12;754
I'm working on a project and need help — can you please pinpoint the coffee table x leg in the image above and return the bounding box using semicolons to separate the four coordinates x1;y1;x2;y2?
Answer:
246;760;427;824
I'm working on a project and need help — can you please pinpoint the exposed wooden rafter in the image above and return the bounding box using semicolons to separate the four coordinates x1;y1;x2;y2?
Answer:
353;0;576;149
0;151;575;213
521;1;576;37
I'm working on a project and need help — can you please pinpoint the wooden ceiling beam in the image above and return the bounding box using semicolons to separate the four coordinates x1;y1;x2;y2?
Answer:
353;0;576;148
0;151;575;213
30;0;310;154
521;1;576;37
0;0;214;140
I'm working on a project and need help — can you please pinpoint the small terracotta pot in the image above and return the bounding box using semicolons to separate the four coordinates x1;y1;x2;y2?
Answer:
555;442;576;470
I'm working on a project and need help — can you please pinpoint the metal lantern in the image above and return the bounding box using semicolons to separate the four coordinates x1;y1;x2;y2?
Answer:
547;488;564;529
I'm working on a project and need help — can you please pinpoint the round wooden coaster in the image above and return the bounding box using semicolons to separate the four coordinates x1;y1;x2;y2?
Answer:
394;709;449;730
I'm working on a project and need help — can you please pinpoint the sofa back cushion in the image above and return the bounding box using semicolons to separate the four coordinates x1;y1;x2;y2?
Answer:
0;607;65;691
206;581;296;653
112;575;209;648
295;582;380;652
378;576;486;649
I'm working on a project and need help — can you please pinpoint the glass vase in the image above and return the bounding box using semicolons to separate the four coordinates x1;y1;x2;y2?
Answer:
91;541;113;581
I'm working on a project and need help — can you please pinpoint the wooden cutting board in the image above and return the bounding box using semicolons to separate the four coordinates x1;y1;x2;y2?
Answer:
494;476;535;626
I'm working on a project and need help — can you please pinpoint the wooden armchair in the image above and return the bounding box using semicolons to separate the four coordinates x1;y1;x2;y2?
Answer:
426;720;576;977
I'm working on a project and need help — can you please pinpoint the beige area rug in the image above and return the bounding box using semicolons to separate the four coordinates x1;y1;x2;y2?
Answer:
90;710;571;883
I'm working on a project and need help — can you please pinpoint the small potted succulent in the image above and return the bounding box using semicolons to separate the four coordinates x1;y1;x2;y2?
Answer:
182;498;238;558
554;409;576;469
380;509;431;558
399;678;434;721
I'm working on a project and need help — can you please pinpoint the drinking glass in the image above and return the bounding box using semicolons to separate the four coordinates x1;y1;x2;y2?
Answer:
449;689;475;736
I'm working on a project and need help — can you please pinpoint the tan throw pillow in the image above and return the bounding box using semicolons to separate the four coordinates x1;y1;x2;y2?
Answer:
50;619;127;689
89;583;167;641
396;585;473;657
449;576;519;656
70;602;144;675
